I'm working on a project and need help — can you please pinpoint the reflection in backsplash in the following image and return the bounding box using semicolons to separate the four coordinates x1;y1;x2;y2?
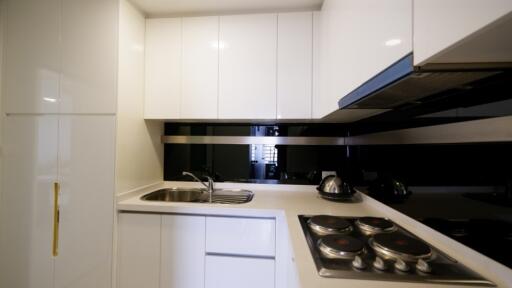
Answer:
165;144;347;185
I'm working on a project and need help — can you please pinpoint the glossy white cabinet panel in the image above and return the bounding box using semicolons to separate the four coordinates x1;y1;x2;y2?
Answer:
317;0;412;117
0;115;58;288
311;11;322;119
205;256;275;288
60;0;118;113
219;14;277;119
161;215;206;288
117;0;164;194
181;16;219;119
118;213;161;288
414;0;512;65
54;115;115;288
3;0;60;113
277;12;312;119
145;18;182;119
206;217;275;256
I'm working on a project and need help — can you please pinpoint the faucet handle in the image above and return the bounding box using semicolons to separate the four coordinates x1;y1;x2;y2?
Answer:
206;176;215;193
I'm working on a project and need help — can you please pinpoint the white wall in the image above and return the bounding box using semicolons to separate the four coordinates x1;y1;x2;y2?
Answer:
116;0;163;194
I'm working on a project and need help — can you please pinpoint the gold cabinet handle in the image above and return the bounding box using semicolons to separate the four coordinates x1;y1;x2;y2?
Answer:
52;182;60;257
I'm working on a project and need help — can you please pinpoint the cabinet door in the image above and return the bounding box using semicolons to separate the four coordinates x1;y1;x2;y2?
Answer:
118;213;161;288
205;256;275;288
206;217;275;257
277;12;312;119
3;0;60;114
54;116;115;288
182;16;219;119
161;214;206;288
414;0;512;65
60;0;118;113
317;0;412;117
219;14;277;119
0;115;58;288
145;18;182;119
312;11;322;119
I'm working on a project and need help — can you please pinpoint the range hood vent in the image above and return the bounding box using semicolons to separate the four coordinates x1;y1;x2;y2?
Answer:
339;54;510;109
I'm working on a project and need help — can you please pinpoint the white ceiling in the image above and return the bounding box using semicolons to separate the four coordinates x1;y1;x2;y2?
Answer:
130;0;324;17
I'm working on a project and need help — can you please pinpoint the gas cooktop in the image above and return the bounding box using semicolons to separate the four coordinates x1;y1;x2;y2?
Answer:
298;215;495;286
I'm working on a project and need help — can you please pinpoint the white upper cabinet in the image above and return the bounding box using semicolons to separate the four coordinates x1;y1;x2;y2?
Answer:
277;12;313;120
218;14;278;119
3;0;118;114
414;0;512;65
143;12;316;120
145;18;182;119
60;0;118;114
3;0;60;114
312;11;322;119
316;0;412;118
181;16;219;119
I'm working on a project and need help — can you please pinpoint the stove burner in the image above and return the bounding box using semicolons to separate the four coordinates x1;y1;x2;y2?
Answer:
356;217;396;235
318;235;364;259
370;232;432;262
308;215;352;235
298;215;495;285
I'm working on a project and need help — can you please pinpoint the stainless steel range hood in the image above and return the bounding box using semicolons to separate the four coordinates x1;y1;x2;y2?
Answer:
339;53;511;109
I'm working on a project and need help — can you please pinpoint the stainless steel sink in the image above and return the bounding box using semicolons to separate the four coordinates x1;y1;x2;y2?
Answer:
141;188;253;204
210;189;254;204
141;188;204;202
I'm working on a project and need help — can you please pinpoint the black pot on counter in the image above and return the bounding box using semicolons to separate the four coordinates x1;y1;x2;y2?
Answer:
317;175;356;201
368;175;411;203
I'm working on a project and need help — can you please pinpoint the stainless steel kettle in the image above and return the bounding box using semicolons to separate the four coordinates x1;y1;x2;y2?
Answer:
317;175;355;201
368;176;411;203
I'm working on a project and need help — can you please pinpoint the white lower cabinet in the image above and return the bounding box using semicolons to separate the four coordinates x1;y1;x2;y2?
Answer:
118;213;161;288
117;214;278;288
161;214;206;288
206;217;276;257
205;255;275;288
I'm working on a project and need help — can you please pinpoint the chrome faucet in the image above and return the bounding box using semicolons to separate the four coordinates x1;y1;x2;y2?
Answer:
182;171;214;202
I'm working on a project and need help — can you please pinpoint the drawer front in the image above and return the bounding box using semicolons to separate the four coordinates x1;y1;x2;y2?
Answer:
205;255;275;288
206;217;276;257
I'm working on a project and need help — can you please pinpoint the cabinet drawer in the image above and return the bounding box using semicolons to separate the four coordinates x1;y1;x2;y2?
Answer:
205;255;275;288
206;217;275;256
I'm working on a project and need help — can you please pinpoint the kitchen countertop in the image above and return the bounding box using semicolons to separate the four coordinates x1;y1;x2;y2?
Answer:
117;181;512;288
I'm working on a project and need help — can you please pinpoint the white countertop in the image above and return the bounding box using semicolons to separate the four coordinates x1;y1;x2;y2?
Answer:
117;181;512;288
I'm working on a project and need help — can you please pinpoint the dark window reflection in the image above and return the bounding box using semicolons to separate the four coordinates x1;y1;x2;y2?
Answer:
165;144;351;185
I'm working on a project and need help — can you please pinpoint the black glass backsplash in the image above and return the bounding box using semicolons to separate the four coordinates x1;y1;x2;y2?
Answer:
165;143;348;185
164;124;512;187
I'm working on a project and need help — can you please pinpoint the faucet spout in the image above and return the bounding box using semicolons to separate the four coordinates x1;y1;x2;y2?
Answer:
182;171;214;202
